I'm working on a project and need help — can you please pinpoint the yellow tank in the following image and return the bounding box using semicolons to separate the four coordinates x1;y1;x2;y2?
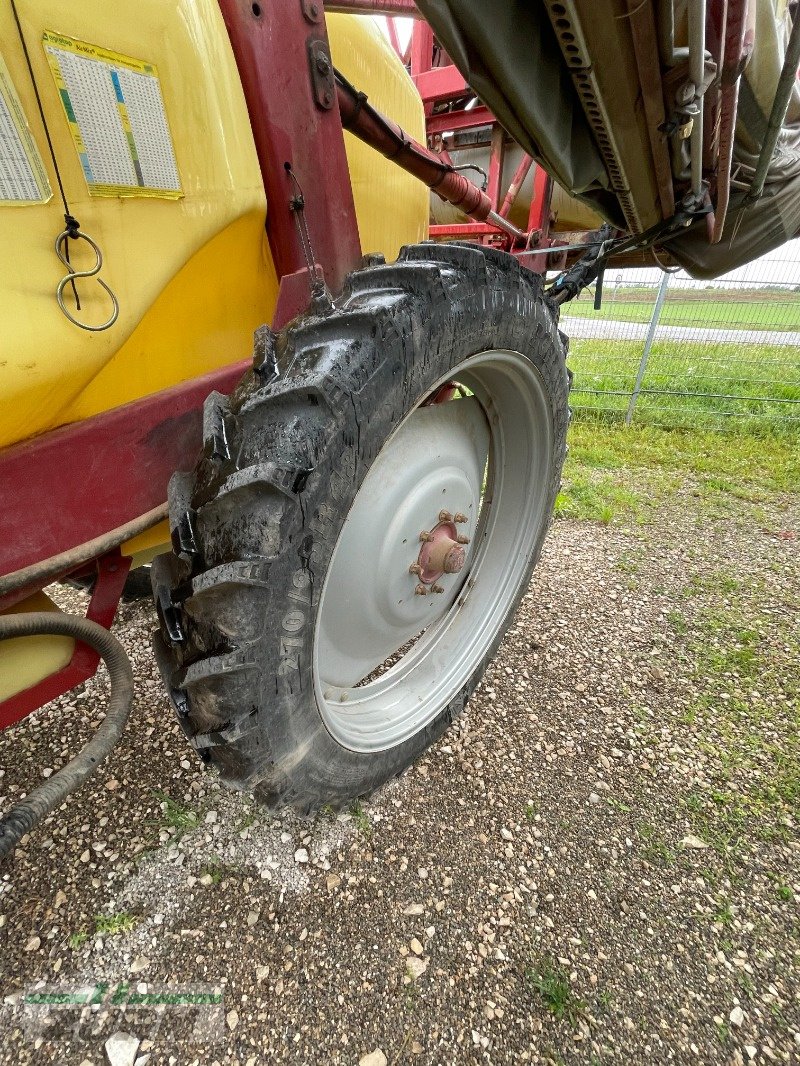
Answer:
0;4;428;451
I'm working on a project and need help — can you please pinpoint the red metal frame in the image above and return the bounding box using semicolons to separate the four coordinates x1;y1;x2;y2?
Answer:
405;20;558;267
0;360;248;591
218;0;362;296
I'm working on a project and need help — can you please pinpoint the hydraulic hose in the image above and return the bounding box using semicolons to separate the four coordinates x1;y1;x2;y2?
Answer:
0;613;134;862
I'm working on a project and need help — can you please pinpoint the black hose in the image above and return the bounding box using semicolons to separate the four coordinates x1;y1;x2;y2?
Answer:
0;613;134;862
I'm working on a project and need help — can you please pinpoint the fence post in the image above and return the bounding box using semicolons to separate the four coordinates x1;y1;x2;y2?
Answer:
625;271;670;425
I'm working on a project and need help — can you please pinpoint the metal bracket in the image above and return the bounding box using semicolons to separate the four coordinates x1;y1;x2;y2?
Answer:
308;38;335;110
300;0;322;22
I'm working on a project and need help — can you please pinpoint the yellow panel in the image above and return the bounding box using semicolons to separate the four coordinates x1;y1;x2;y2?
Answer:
1;6;428;452
0;0;268;448
0;592;74;702
328;15;429;262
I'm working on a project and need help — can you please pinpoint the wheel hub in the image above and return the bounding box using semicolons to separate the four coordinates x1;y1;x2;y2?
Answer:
412;511;470;589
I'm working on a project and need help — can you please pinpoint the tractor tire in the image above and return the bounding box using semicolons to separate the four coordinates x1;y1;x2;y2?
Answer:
152;243;569;812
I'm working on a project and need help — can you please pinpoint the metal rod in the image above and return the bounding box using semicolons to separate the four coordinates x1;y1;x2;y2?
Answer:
335;74;527;242
713;0;751;241
325;0;421;14
747;10;800;203
689;0;707;199
499;154;534;219
625;271;670;425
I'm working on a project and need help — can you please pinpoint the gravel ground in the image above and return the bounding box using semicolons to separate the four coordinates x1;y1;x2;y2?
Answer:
0;478;797;1066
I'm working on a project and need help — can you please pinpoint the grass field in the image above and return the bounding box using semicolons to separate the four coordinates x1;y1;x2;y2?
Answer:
562;287;800;331
565;337;800;432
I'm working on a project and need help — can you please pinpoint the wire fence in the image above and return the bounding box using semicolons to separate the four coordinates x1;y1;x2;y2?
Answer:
557;241;800;434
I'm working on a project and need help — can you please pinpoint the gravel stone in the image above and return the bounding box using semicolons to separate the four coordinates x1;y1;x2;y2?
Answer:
0;480;797;1064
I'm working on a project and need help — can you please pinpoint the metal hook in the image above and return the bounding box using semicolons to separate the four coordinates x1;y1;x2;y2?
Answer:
55;228;119;332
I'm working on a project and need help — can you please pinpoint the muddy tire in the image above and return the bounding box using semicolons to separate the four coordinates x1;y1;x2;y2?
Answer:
152;243;569;812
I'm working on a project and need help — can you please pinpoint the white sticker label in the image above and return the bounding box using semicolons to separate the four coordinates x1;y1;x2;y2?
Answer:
43;31;181;199
0;53;52;205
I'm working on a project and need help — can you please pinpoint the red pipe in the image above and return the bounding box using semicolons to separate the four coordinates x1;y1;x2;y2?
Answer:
336;76;526;241
499;154;534;219
325;1;421;15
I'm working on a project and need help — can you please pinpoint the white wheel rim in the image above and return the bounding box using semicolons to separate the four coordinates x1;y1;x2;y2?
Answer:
313;349;553;752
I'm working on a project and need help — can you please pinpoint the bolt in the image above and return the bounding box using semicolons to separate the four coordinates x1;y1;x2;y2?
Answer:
454;512;468;523
457;534;470;545
414;584;428;596
419;530;433;543
316;53;331;75
309;1;320;14
431;584;445;594
408;563;422;575
439;509;453;523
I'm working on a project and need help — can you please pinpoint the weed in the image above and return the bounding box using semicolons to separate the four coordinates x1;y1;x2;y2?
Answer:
526;956;585;1023
637;823;675;866
94;912;136;936
154;790;199;836
68;931;88;950
349;800;372;838
555;474;642;525
524;801;537;821
667;611;689;635
712;898;734;925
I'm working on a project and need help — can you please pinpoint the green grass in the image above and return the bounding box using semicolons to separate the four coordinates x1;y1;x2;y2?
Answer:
564;288;800;331
68;931;88;950
562;421;799;872
526;956;585;1023
564;420;800;493
563;337;800;432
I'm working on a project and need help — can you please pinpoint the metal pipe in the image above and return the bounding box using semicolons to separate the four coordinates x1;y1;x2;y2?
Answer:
689;0;707;199
746;10;800;203
0;502;167;601
499;154;534;219
325;0;421;15
713;0;751;242
335;74;527;242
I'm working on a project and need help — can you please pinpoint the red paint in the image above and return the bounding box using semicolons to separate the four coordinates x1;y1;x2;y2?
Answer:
0;552;130;730
337;80;495;222
409;21;433;79
418;522;464;584
528;165;551;234
0;361;247;584
487;127;504;211
413;65;468;104
327;0;420;14
217;0;361;294
429;223;508;239
499;154;533;219
427;106;493;137
272;266;322;330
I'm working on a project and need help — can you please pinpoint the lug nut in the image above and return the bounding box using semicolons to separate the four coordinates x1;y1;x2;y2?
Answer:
414;584;428;596
408;563;422;576
431;583;445;594
454;512;468;523
457;534;470;544
419;530;433;543
438;509;453;523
